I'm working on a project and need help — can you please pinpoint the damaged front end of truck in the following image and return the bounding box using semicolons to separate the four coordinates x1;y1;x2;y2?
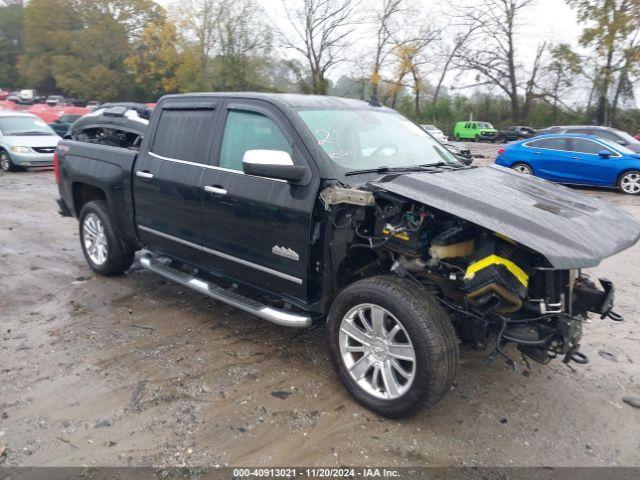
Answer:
321;165;640;368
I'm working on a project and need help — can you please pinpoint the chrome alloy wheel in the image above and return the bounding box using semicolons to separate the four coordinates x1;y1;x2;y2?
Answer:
620;172;640;194
339;304;416;400
82;213;108;265
513;164;532;174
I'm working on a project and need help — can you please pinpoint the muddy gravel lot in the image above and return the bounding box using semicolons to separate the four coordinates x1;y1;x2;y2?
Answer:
1;148;640;468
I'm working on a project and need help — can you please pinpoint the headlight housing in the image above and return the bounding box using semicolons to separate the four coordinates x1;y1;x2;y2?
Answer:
10;146;31;153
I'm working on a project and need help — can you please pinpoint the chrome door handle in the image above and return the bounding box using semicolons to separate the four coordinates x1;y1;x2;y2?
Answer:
136;171;154;179
204;186;227;195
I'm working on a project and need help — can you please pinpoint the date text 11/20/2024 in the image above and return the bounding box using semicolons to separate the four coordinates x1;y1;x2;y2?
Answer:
232;468;400;477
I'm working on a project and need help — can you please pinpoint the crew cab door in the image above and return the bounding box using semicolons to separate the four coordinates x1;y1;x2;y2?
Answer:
199;100;319;303
133;100;220;264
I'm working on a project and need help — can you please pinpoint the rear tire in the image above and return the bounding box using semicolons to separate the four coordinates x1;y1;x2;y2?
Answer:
0;150;16;172
79;200;135;276
327;276;458;418
512;163;532;175
618;170;640;195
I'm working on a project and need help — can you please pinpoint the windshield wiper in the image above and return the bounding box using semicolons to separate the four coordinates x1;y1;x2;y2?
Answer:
345;162;458;176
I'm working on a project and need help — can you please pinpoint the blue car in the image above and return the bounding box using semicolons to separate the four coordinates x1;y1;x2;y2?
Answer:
495;133;640;195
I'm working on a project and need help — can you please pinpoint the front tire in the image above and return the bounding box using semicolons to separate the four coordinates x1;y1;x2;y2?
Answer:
618;170;640;195
0;150;16;172
327;276;458;418
79;200;135;276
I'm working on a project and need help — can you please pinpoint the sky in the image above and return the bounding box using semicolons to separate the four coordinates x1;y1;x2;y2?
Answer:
165;0;589;95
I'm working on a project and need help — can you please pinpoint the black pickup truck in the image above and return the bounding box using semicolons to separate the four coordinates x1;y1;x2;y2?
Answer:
55;93;640;418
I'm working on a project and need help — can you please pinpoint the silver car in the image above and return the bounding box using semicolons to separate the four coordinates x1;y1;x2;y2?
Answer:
0;111;61;172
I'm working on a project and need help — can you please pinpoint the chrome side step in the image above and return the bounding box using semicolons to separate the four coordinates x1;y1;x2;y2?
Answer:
139;255;312;328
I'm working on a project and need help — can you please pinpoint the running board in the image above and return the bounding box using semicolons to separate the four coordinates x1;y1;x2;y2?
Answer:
139;255;312;328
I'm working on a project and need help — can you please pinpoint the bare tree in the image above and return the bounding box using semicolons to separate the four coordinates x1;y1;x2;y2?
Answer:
369;0;405;98
455;0;536;122
280;0;359;95
174;0;225;84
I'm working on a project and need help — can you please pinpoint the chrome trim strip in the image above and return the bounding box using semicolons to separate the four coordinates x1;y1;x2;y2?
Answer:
139;255;311;328
138;225;303;285
523;138;622;157
147;151;287;181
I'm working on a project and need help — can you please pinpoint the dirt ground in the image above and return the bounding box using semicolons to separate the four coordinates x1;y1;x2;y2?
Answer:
1;150;640;468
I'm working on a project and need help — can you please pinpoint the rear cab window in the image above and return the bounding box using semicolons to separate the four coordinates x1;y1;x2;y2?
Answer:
150;108;217;163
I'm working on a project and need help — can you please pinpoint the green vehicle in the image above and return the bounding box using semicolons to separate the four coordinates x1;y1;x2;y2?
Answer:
453;121;498;142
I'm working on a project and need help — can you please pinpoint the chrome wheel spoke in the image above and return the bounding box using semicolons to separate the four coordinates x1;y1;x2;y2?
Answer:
370;306;385;336
391;359;412;379
341;320;370;345
381;361;400;398
358;310;372;332
388;343;415;361
349;353;375;380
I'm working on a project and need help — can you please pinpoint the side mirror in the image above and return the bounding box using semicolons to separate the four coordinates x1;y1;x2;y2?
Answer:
598;150;612;158
242;150;307;182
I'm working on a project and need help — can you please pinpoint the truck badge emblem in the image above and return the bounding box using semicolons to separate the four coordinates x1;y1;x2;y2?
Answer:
272;246;300;261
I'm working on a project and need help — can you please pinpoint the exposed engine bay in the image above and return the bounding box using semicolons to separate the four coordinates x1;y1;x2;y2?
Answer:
321;184;623;369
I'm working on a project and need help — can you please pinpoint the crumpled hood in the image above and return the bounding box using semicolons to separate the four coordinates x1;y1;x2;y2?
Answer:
370;165;640;269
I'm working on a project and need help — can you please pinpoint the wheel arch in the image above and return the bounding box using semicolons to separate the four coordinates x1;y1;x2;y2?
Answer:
616;168;640;187
72;182;107;216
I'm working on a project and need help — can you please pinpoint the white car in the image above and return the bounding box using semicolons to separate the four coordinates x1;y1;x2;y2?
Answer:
18;89;36;104
420;124;448;143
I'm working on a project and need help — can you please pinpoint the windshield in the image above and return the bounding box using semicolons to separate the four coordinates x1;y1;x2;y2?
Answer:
477;122;494;129
297;109;460;172
0;116;56;136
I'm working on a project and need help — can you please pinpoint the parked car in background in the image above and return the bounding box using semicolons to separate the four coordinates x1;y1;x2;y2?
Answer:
18;89;36;104
442;140;473;165
497;125;536;142
420;124;448;143
46;95;65;106
535;125;640;153
0;89;10;100
453;121;498;142
87;101;101;110
0;111;61;171
495;134;640;195
7;91;19;103
49;114;83;136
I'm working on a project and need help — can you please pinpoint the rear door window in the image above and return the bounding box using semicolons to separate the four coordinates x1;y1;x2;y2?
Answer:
219;110;292;172
527;138;568;151
151;108;216;164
